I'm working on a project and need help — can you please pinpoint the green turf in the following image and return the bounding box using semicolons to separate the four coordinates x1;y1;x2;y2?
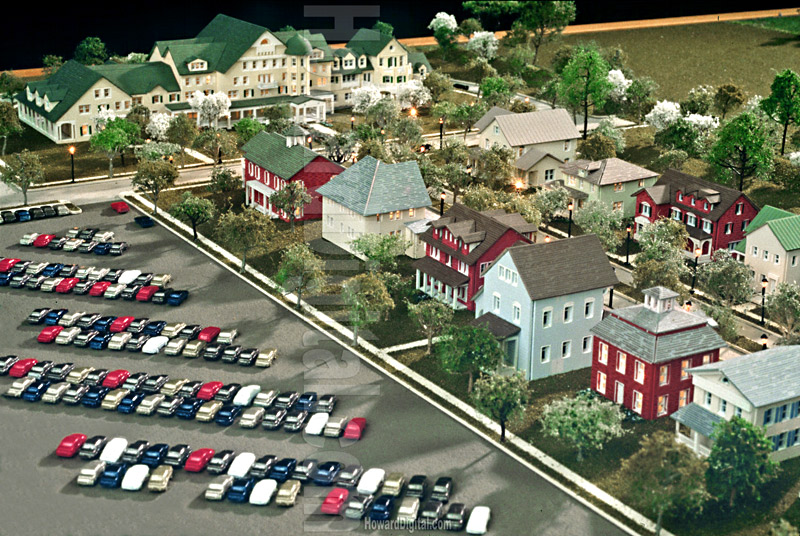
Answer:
734;14;800;34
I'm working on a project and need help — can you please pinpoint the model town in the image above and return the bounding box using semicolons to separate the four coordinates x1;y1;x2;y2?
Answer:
2;2;800;535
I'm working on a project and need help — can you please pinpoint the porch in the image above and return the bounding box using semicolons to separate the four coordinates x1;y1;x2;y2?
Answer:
413;257;470;310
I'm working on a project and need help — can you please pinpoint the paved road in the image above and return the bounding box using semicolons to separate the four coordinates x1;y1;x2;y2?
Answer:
0;202;631;536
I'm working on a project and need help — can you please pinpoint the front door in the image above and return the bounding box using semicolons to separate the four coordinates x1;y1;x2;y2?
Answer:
503;338;517;368
614;382;625;405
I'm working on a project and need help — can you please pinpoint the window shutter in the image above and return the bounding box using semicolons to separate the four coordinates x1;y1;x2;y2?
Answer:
772;436;780;451
791;401;800;419
763;409;772;425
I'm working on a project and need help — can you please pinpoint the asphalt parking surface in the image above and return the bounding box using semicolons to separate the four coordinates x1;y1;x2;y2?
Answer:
0;202;630;535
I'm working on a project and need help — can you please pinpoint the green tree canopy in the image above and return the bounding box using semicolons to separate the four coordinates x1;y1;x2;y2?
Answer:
472;372;530;442
168;192;215;240
165;113;198;168
0;101;23;156
206;166;241;210
215;206;275;272
73;36;109;65
0;149;43;205
533;186;569;227
275;243;326;309
0;71;24;100
269;181;313;231
351;233;411;272
424;70;454;104
766;282;800;343
633;218;690;298
438;324;502;393
407;299;454;355
322;132;356;163
194;128;238;166
234;117;265;145
573;200;624;252
714;83;746;121
558;43;613;139
578;132;617;160
761;69;800;155
131;160;178;215
698;249;753;307
42;55;64;75
372;20;394;36
474;144;514;189
342;272;395;345
89;117;139;178
707;111;774;191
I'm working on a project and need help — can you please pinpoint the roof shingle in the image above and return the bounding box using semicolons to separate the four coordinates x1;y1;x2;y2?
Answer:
492;108;580;147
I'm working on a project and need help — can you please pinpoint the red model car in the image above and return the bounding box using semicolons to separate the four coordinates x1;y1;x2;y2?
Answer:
56;433;87;458
110;201;130;214
33;234;56;248
321;488;349;515
136;285;159;302
102;369;130;389
197;381;224;401
37;326;64;343
197;327;221;343
0;258;21;272
55;277;80;293
184;448;216;472
89;281;112;297
9;358;38;378
342;417;367;441
109;316;135;333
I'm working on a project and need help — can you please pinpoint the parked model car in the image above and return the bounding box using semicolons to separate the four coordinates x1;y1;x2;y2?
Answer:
175;398;204;420
178;324;202;339
164;338;188;356
103;283;126;299
62;384;90;405
55;326;81;345
184;448;215;472
142;335;169;354
236;348;260;366
316;394;337;414
249;479;278;506
101;388;131;411
161;322;186;338
205;475;234;501
335;465;364;488
292;458;318;482
357;468;386;495
268;458;297;483
465;506;491;535
396;497;421;526
249;455;278;479
82;386;112;408
407;475;428;498
47;362;74;382
108;332;133;351
431;477;453;503
164;444;192;468
382;472;406;497
345;493;375;520
5;377;36;398
182;340;206;358
253;389;278;408
43;381;71;403
0;356;19;375
343;418;367;441
274;391;299;410
420;500;445;528
122;372;148;392
136;393;166;416
9;358;38;378
255;348;278;367
40;277;64;292
312;461;343;486
157;396;185;417
125;334;151;352
214;383;241;404
56;433;88;458
141;443;170;468
166;290;188;306
220;345;242;364
77;461;106;486
215;405;242;426
66;366;94;384
99;437;129;464
147;465;173;492
275;479;302;506
109;242;128;256
99;462;130;489
233;384;261;407
207;450;236;475
262;408;288;431
160;378;189;396
117;391;146;414
283;409;309;433
321;488;350;515
324;416;348;438
239;406;265;429
121;464;150;491
196;400;224;423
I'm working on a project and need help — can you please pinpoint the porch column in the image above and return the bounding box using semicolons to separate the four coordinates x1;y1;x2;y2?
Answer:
452;286;458;308
415;269;420;289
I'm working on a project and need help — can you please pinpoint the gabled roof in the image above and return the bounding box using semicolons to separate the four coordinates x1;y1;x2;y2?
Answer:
514;148;563;171
766;215;800;252
470;312;521;339
495;235;618;301
407;51;432;74
688;346;800;407
474;106;513;132
273;30;334;61
561;158;657;186
241;131;341;180
346;28;398;57
90;62;180;94
743;205;795;234
671;403;724;438
316;156;430;216
493;108;580;147
18;60;102;122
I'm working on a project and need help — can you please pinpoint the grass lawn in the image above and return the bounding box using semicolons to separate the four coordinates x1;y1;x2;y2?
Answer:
734;14;800;34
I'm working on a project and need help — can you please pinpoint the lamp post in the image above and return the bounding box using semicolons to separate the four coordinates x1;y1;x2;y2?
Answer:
761;276;768;325
68;146;76;183
439;117;444;149
307;136;313;150
567;201;574;238
761;333;768;350
409;107;417;119
625;226;632;265
544;235;551;243
380;128;385;140
690;247;701;294
608;269;615;308
350;115;355;130
515;180;524;195
440;192;446;217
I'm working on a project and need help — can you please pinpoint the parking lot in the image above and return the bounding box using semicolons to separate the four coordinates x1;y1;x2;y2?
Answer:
0;201;630;535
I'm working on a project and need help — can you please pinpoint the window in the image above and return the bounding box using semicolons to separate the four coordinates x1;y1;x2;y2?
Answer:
793;256;798;267
492;293;500;312
79;105;90;114
564;140;570;151
408;208;415;218
634;361;645;383
545;169;554;181
640;202;652;217
632;391;643;414
659;365;669;385
741;219;749;232
639;179;645;187
561;341;571;358
598;342;608;364
719;399;727;416
677;192;684;201
681;359;691;380
613;202;623;211
584;299;594;319
679;389;690;408
725;222;732;234
671;208;681;221
596;372;607;394
512;303;521;324
691;197;696;206
764;250;769;261
775;254;781;265
616;352;627;374
703;354;712;364
493;125;499;135
705;391;713;407
687;214;697;227
753;245;759;257
703;220;712;234
735;406;743;418
582;336;592;353
613;182;624;192
764;408;774;425
563;304;573;323
657;395;668;416
540;346;551;364
542;308;553;328
736;202;743;215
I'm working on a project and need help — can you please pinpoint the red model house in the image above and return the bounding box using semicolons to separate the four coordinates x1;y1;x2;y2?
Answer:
632;169;759;258
241;128;343;222
589;287;726;420
412;203;537;311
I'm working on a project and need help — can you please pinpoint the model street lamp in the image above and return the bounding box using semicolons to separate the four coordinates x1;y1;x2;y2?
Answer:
761;333;768;350
544;235;551;243
68;146;76;183
409;107;417;118
440;192;446;216
350;116;355;130
684;300;692;312
439;117;444;149
567;201;574;238
625;225;632;265
690;247;701;294
515;180;524;194
307;136;313;150
608;268;616;308
761;276;768;325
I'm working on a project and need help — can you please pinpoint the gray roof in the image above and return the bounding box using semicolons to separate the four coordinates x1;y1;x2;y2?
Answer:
671;403;724;438
413;256;470;287
316;156;431;216
514;148;563;171
561;158;657;186
405;217;436;235
470;312;521;339
493;235;618;302
591;314;726;365
474;106;513;132
612;301;707;334
688;346;800;407
493;108;580;147
643;286;679;301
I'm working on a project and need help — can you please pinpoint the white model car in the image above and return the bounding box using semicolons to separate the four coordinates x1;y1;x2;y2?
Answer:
43;382;71;403
164;338;188;356
217;329;238;345
99;437;129;464
466;506;492;535
63;238;84;252
121;464;150;491
94;231;115;243
58;311;86;327
356;468;386;495
142;335;169;355
117;269;142;286
86;267;109;281
55;326;82;345
304;412;329;436
249;479;278;506
77;461;106;486
19;233;41;246
103;283;126;299
151;274;171;287
227;452;256;478
232;384;261;407
40;277;64;292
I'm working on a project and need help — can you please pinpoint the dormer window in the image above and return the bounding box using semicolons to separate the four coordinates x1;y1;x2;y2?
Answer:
704;202;708;210
188;60;207;72
690;197;696;206
677;192;683;202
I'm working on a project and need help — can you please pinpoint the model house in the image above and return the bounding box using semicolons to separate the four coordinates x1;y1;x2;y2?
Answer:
732;205;800;293
472;235;618;380
672;346;800;461
475;108;580;164
557;158;658;216
241;128;343;221
317;155;432;258
590;286;726;420
632;169;759;259
412;204;537;311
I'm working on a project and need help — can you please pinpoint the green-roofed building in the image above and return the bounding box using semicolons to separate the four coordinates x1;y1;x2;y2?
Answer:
317;155;433;259
734;205;800;293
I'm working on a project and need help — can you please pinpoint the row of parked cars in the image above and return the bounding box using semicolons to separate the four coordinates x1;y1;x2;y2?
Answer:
1;203;72;224
18;228;128;256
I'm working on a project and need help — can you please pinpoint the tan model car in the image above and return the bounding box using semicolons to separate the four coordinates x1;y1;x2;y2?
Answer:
205;475;234;501
101;388;129;410
196;400;224;422
255;348;278;368
275;479;302;506
381;472;406;497
148;465;174;492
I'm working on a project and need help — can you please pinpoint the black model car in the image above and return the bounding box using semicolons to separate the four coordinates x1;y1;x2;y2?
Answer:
84;368;109;386
41;205;57;218
335;464;364;488
25;275;47;290
0;356;20;375
164;444;192;467
121;440;150;464
214;383;241;404
121;285;142;300
157;395;185;417
283;409;309;433
407;475;428;498
206;450;235;475
47;362;75;382
420;501;445;528
178;324;202;340
28;361;55;379
123;372;149;392
442;503;467;531
29;207;46;220
9;261;31;274
9;274;32;288
62;384;91;405
125;334;151;352
142;374;169;393
78;435;109;460
202;344;226;361
221;345;242;364
48;237;68;250
237;348;260;367
262;408;288;430
102;269;123;283
132;273;154;286
110;242;128;256
78;241;98;254
58;264;79;278
249;455;278;479
274;391;300;410
1;211;14;223
316;394;338;414
179;381;203;399
126;318;150;334
77;228;98;241
27;308;52;324
151;288;172;304
430;477;453;503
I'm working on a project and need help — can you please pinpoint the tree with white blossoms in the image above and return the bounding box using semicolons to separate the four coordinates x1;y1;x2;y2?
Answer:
684;113;719;137
540;392;626;461
351;85;382;115
789;152;800;167
645;100;681;131
766;282;800;344
145;112;172;141
396;80;431;110
593;118;626;152
134;141;180;161
607;69;631;102
94;108;117;129
466;31;499;61
188;90;231;129
533;186;569;227
429;12;459;53
574;200;624;252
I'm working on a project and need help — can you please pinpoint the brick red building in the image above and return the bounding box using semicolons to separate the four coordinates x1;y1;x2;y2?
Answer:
412;203;537;310
241;128;344;222
632;169;759;260
589;287;726;420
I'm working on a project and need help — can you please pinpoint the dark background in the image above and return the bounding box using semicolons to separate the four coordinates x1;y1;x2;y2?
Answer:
3;0;790;70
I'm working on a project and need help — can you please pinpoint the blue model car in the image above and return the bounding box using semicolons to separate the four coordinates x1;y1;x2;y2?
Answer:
89;333;113;350
227;477;257;503
268;458;297;483
22;380;52;402
93;243;113;255
15;210;31;222
297;392;318;412
143;320;167;336
117;392;146;414
42;263;64;277
166;290;189;306
312;461;343;486
214;405;242;426
175;398;204;420
134;216;155;228
81;386;111;408
43;309;68;326
141;443;170;467
0;273;11;286
91;316;117;333
369;495;396;521
99;462;129;488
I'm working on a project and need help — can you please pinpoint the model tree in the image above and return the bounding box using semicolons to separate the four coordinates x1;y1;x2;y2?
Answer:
578;132;617;160
322;132;356;163
188;91;231;129
474;144;514;189
390;116;423;150
453;101;486;141
166;114;198;168
342;272;395;345
259;104;292;133
466;31;499;61
761;69;800;155
169;192;215;240
472;372;530;442
206;166;240;210
351;233;411;272
215;207;275;273
407;299;454;355
366;97;400;130
193;128;238;166
0;101;23;156
540;392;626;461
424;70;453;104
0;71;24;101
438;325;502;393
275;243;326;310
234;117;265;145
372;20;394;36
766;282;800;344
0;149;43;205
125;104;150;143
707;111;773;191
131;160;178;215
633;218;690;296
558;43;613;139
428;12;459;55
73;36;108;65
269;181;313;231
698;249;753;308
706;416;779;508
714;83;746;121
41;55;64;75
574;200;624;252
532;186;569;227
619;431;709;536
90;117;139;178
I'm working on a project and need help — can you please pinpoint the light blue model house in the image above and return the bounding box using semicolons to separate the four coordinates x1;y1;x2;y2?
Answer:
472;234;618;380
